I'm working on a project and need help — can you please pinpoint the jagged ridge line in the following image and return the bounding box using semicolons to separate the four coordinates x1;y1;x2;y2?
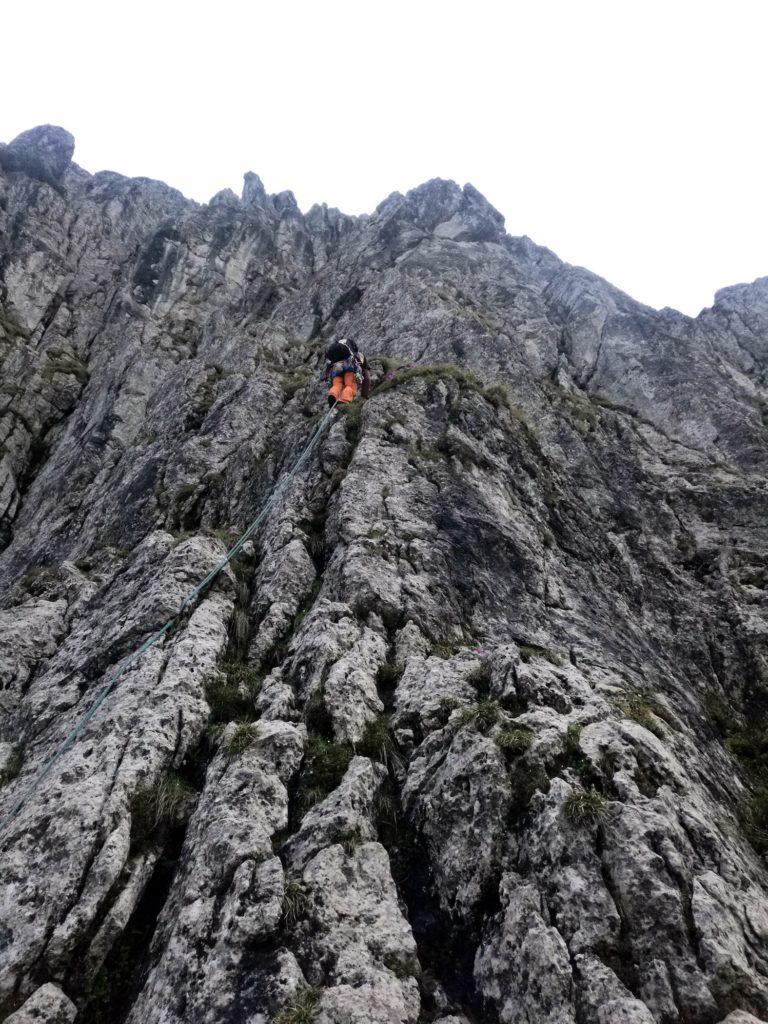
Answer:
0;401;339;838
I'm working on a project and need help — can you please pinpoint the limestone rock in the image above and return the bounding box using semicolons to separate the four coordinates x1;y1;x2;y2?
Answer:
0;126;74;184
284;755;386;871
0;124;767;1023
4;984;76;1024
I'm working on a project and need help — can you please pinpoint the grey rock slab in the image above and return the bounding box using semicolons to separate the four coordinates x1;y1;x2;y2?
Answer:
284;755;386;871
393;652;481;735
323;625;387;742
126;721;304;1024
248;536;317;665
0;598;66;713
0;537;234;1003
4;984;77;1024
596;999;656;1024
300;842;420;1024
256;667;300;721
692;869;768;1016
475;874;576;1023
402;722;511;917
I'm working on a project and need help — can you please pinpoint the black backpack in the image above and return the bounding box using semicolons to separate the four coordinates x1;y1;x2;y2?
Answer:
325;340;358;364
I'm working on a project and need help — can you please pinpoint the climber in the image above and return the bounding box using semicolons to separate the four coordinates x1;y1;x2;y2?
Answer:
323;337;371;407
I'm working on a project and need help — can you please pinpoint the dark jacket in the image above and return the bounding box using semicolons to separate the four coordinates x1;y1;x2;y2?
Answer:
323;341;371;396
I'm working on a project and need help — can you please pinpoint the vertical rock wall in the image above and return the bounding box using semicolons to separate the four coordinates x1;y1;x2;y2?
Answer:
0;126;767;1024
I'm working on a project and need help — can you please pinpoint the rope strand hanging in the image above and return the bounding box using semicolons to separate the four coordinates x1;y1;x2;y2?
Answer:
0;401;338;837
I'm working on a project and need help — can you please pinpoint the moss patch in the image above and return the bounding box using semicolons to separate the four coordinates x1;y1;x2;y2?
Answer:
721;714;768;854
19;565;60;597
381;949;419;981
703;692;736;736
740;790;768;855
338;400;364;444
0;309;31;339
274;365;313;400
372;361;484;398
517;642;564;666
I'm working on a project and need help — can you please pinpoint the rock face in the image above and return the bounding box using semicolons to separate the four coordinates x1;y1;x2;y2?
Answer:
0;126;767;1024
0;126;75;188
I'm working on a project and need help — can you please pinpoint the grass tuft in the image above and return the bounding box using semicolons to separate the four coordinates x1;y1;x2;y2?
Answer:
511;762;550;811
373;786;399;834
565;723;583;757
273;988;321;1024
465;662;492;694
562;787;608;828
435;696;461;726
337;826;365;856
303;686;334;736
206;662;263;723
456;698;501;733
130;771;195;852
224;722;260;761
495;728;533;754
376;662;404;689
228;607;250;659
726;728;768;771
282;875;310;926
357;716;400;767
614;694;664;738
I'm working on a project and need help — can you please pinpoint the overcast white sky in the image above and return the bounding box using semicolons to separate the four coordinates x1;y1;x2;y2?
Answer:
3;0;766;315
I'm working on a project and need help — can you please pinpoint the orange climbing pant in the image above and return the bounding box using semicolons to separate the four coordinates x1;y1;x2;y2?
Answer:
329;371;358;403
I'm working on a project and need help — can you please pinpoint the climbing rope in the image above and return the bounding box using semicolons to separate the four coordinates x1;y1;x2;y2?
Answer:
0;400;339;837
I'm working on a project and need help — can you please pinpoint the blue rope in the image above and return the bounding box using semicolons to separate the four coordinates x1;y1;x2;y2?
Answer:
0;402;338;837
